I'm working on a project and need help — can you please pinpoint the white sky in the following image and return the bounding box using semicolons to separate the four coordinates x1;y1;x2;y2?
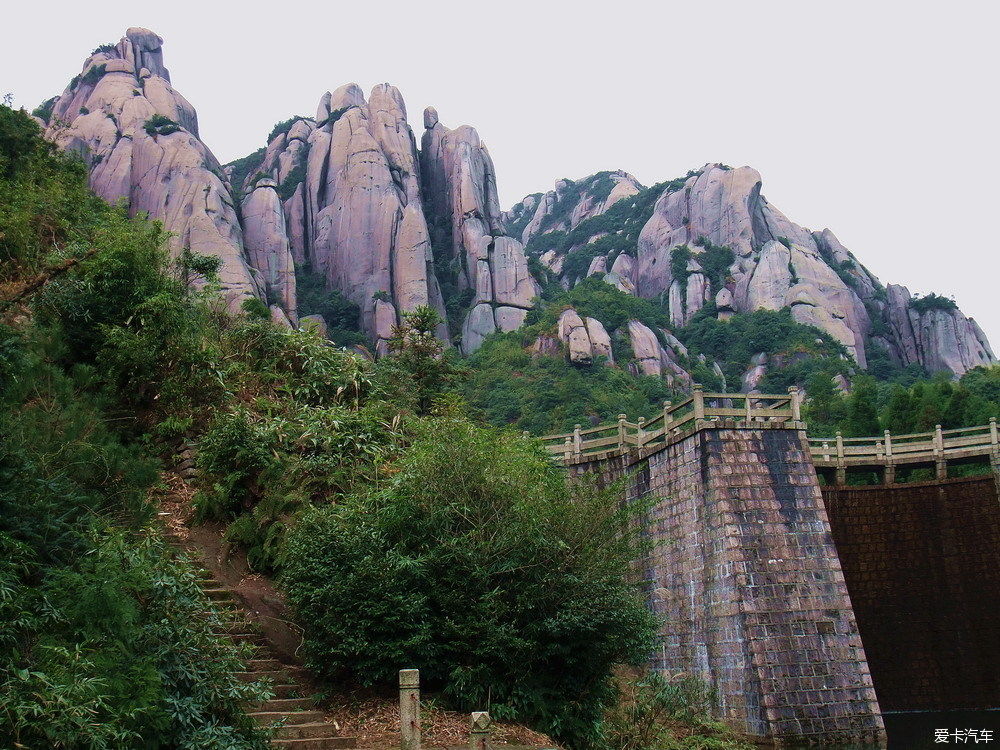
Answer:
4;0;998;346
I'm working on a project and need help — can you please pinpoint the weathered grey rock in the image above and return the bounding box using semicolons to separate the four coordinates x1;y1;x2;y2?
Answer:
628;320;663;377
886;285;995;375
585;317;614;363
299;314;327;337
559;309;593;364
46;28;262;310
420;108;537;352
742;353;768;393
242;180;297;321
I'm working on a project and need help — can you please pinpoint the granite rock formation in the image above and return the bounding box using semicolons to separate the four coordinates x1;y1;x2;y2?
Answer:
43;28;264;311
41;29;993;378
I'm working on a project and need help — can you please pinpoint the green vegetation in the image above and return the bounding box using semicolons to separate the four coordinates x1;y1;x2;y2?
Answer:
31;97;57;125
224;147;265;201
804;367;1000;438
266;116;305;143
909;292;958;314
525;173;698;286
143;113;181;136
679;307;851;392
0;104;269;749
599;672;751;750
293;267;367;347
91;43;117;55
282;418;657;748
1;106;672;749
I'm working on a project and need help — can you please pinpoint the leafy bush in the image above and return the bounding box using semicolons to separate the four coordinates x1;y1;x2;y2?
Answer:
294;268;367;346
31;97;57;124
143;113;181;136
282;418;657;748
224;147;265;201
909;292;958;314
598;671;751;750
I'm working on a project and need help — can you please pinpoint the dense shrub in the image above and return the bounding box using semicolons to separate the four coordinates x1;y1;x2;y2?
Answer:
282;418;657;748
143;113;181;136
598;671;751;750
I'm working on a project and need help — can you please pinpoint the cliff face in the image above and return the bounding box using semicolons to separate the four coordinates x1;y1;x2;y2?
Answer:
42;28;265;312
41;28;993;378
510;164;994;377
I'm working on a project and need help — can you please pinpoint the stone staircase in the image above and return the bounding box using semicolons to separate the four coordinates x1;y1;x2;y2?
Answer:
192;566;358;749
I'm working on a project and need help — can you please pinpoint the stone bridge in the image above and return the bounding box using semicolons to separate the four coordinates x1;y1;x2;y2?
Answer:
540;389;1000;746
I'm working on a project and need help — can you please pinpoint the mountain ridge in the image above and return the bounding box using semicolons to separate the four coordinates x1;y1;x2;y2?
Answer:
34;26;995;387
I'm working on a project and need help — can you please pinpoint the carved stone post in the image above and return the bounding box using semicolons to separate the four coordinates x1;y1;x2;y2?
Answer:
835;431;846;485
469;711;492;750
934;424;946;479
617;413;627;451
399;669;420;750
693;385;705;422
573;424;582;460
788;386;801;422
883;430;894;485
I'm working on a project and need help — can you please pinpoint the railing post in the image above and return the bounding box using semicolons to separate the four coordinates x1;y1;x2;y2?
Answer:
991;417;998;448
883;430;894;485
469;711;492;750
822;440;831;463
617;414;627;451
693;385;705;423
399;669;421;750
934;424;946;479
788;386;801;422
563;437;572;464
663;401;673;434
637;417;646;449
835;430;846;485
745;393;753;423
573;425;582;460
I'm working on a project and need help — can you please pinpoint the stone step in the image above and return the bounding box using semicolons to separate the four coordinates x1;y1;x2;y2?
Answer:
274;721;339;739
272;738;357;749
202;587;236;601
256;697;314;712
251;709;325;725
271;684;304;699
236;670;289;683
246;658;285;671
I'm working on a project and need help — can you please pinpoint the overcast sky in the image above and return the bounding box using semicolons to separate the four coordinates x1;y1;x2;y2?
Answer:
5;1;998;346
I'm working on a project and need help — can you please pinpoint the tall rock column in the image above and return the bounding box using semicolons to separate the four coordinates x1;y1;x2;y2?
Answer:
44;28;264;311
420;107;539;353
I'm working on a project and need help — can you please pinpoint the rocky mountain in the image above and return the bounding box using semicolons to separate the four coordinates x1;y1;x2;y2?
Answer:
35;27;995;385
511;166;995;377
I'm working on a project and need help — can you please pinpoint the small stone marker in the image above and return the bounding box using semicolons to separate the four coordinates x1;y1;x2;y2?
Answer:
399;668;421;750
469;711;492;750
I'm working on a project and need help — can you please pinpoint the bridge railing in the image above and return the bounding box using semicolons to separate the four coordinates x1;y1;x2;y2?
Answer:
808;420;999;472
540;387;801;463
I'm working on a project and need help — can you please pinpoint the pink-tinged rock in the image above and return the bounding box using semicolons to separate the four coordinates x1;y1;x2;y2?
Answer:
492;237;540;307
45;30;262;311
628;320;663;377
374;298;398;356
495;306;529;332
586;255;607;278
539;249;564;274
270;305;293;330
420;108;535;351
462;303;497;352
529;334;561;358
242;180;297;321
585;317;613;363
685;272;710;323
742;353;768;393
558;309;593;364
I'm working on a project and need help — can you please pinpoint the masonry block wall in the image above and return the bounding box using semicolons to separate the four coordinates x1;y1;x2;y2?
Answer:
822;475;1000;712
574;423;885;744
